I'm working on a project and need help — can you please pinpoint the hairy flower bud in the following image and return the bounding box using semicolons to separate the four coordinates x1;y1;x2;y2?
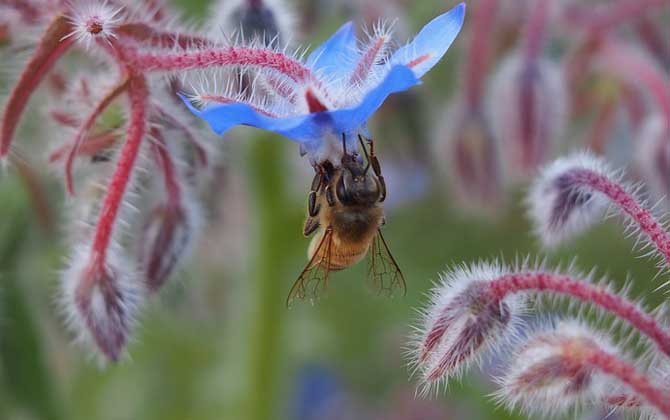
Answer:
62;244;144;362
412;262;524;391
497;322;613;414
489;53;568;180
527;153;610;247
140;200;200;293
528;152;670;268
433;102;503;214
497;321;669;418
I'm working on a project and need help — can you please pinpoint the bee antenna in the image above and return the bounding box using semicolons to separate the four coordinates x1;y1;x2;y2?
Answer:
341;133;347;156
358;134;371;174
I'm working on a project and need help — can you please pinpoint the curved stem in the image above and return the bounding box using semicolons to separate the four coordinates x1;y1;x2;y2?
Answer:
89;76;148;264
116;22;215;49
0;14;74;157
586;348;670;415
64;77;130;195
124;45;313;83
570;168;670;266
488;272;670;356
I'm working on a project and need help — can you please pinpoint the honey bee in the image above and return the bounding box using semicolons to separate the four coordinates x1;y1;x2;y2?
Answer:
287;134;406;306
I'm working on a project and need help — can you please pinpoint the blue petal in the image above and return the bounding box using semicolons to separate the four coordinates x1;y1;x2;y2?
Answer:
305;21;359;79
326;65;419;133
179;94;323;140
179;65;419;142
389;3;465;79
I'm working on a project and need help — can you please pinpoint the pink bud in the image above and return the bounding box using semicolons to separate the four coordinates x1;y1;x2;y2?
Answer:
433;102;503;214
497;321;670;417
412;262;524;391
527;153;610;247
489;53;568;180
62;245;144;362
140;202;200;293
528;152;670;268
497;322;613;414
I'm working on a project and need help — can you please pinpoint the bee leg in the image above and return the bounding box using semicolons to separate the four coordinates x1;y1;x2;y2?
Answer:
308;171;323;217
358;135;387;202
303;217;320;236
325;184;336;207
369;154;387;203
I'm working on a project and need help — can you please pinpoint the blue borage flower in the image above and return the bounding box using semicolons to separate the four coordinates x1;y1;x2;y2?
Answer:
181;3;465;164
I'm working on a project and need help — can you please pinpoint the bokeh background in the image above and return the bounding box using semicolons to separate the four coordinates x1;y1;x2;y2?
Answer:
0;0;668;419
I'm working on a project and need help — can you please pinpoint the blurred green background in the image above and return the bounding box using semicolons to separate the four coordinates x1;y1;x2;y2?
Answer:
0;1;666;420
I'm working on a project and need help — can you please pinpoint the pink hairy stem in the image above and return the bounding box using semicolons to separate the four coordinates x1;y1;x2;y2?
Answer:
1;14;75;157
488;272;670;356
116;22;215;49
124;45;314;83
569;168;670;266
49;131;119;163
89;76;148;266
420;271;670;366
64;77;130;195
585;348;670;415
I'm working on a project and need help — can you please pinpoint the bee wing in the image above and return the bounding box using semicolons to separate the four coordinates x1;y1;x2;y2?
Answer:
287;227;334;307
367;229;406;297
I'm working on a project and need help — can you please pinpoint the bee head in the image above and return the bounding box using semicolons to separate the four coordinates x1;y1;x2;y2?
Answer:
336;160;380;206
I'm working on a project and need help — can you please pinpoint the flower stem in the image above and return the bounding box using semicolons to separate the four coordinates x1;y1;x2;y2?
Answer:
488;272;670;356
89;76;147;265
586;347;670;415
0;14;74;157
125;45;313;82
571;168;670;266
65;77;130;195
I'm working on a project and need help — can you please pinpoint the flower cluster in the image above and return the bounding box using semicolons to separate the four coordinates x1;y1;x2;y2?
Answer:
411;154;670;418
0;0;285;361
1;0;466;361
431;0;668;214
